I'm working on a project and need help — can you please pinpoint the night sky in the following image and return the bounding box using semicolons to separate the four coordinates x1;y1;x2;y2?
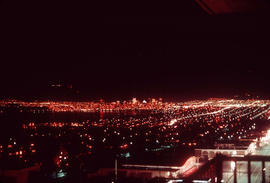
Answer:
0;1;269;101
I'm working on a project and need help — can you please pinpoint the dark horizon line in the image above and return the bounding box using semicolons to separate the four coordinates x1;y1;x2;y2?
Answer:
0;95;267;103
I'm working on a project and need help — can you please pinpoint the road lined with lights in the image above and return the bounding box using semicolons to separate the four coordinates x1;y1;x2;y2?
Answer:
1;98;270;178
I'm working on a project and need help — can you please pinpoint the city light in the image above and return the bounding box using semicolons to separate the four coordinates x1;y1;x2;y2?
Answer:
1;98;270;181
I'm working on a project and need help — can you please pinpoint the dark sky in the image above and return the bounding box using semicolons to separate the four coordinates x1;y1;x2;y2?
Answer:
0;1;269;101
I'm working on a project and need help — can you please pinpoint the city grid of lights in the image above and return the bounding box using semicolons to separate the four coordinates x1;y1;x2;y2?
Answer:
1;98;270;171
